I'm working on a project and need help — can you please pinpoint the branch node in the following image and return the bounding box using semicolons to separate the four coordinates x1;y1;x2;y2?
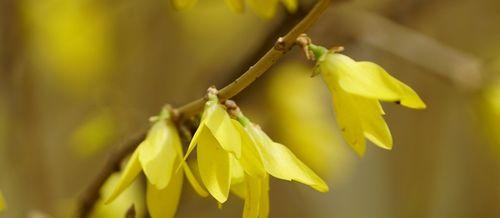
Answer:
274;37;287;51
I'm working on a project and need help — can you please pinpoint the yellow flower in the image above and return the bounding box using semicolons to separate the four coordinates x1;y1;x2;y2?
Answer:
170;0;297;18
183;88;241;203
309;44;426;156
231;108;329;192
90;173;145;218
105;108;207;218
0;190;6;212
226;102;328;217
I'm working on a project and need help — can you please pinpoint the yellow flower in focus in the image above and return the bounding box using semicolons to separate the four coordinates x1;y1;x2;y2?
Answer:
310;44;426;156
267;63;355;182
0;190;6;212
105;108;207;218
170;0;297;18
183;88;242;203
224;102;328;217
231;108;329;192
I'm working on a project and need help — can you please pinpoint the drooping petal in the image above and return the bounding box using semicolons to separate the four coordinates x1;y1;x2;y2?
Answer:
321;53;401;101
247;0;279;19
197;129;231;203
280;0;298;12
173;135;209;197
204;103;242;157
225;0;245;13
243;176;262;218
332;87;393;152
357;98;393;150
356;61;426;109
105;150;142;204
247;126;329;192
230;154;245;184
183;123;204;161
138;121;178;189
232;120;266;177
258;174;270;218
329;88;366;156
146;166;184;218
182;160;209;197
170;0;197;10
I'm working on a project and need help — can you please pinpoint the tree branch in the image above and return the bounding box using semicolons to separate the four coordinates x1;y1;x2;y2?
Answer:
175;0;333;119
77;0;333;217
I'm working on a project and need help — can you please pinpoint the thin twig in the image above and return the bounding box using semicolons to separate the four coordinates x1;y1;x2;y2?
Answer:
176;0;333;119
77;0;333;217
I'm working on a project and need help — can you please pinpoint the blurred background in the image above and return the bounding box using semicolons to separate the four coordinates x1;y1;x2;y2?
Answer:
1;0;500;217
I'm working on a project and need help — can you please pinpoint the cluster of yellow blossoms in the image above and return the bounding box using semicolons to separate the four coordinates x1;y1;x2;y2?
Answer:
105;37;426;217
171;0;298;19
106;88;327;217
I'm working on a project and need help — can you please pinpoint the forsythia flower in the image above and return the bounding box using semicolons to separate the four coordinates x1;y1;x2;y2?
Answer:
183;88;242;203
0;190;5;212
227;100;328;217
105;108;207;218
309;44;426;156
90;173;145;217
171;0;297;19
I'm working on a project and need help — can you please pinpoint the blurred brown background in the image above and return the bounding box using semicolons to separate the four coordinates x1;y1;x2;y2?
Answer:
1;0;500;217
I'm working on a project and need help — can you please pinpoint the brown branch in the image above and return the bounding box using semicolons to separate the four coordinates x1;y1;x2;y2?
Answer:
175;0;333;119
77;0;333;217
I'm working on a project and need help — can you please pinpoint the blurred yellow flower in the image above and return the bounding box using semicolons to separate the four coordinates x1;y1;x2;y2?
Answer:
106;108;207;218
90;173;145;218
183;88;242;203
310;44;426;156
171;0;297;18
0;190;6;212
478;81;500;156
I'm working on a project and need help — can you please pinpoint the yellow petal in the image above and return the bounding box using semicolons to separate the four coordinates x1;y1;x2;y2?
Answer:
225;0;244;13
258;174;270;218
0;190;6;212
247;0;279;19
230;154;245;184
356;61;426;109
105;150;142;204
248;126;329;192
330;88;366;156
146;167;184;218
243;176;261;218
321;53;401;101
332;87;393;152
170;0;197;10
231;181;247;199
197;129;231;203
232;120;266;177
183;122;204;162
138;120;179;190
182;159;209;197
280;0;298;12
204;103;242;157
173;134;209;197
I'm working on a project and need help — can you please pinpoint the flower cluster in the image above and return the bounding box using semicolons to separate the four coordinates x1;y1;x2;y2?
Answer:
171;0;297;19
105;108;207;218
306;42;426;156
106;88;327;217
